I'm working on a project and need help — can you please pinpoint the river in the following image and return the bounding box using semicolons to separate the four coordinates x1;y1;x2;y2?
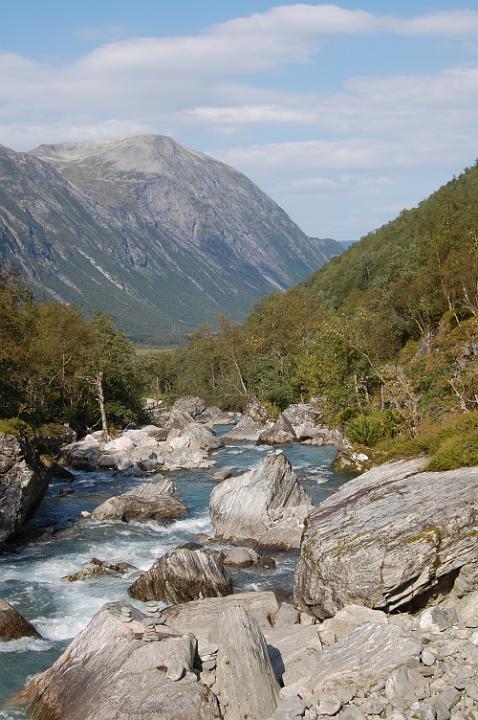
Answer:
0;432;353;718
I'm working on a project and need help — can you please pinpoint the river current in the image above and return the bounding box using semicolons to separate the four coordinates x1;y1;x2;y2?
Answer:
0;430;353;718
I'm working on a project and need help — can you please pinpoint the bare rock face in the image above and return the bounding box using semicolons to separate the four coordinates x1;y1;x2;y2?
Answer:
91;478;188;523
0;433;49;545
295;458;478;618
167;423;223;452
221;415;268;443
196;407;237;425
20;602;218;720
258;413;297;445
128;544;233;603
0;598;41;641
282;403;320;427
159;591;280;641
209;451;313;549
171;396;206;419
215;606;280;720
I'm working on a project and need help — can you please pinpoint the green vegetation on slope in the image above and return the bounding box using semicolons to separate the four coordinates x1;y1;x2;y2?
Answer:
141;162;478;468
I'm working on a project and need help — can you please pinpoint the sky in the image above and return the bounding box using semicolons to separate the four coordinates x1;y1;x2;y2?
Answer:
2;2;478;241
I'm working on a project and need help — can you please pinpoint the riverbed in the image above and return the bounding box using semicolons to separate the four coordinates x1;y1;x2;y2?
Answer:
0;435;353;718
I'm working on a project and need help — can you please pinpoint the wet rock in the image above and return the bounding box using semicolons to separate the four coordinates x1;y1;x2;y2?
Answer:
212;469;233;482
21;602;218;720
223;547;254;568
0;598;40;641
258;413;297;445
209;450;313;549
159;591;280;641
63;558;137;582
215;605;280;720
0;433;49;545
295;458;478;618
128;545;232;603
91;477;188;523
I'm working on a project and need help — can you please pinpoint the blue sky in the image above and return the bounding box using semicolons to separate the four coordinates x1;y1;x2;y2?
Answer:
2;1;478;240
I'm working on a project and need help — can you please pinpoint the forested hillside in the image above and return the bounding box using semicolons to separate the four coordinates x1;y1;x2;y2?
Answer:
148;162;478;468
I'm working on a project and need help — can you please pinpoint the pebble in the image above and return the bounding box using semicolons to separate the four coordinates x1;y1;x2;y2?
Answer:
422;648;436;666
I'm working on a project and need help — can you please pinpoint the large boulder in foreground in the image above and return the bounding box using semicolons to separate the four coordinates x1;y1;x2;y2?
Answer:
209;451;312;549
91;478;188;523
128;544;232;603
20;602;218;720
0;598;41;641
295;458;478;618
0;433;49;545
216;606;280;720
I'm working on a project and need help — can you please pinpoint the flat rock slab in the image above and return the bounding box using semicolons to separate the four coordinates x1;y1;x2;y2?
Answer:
159;591;280;641
295;458;478;617
91;478;188;523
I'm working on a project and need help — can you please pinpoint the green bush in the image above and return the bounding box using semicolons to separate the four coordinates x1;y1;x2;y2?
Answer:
346;413;386;446
0;418;34;438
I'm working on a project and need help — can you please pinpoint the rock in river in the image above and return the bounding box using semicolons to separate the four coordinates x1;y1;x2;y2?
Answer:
0;432;49;545
295;458;478;618
128;544;232;603
91;477;188;523
258;413;297;445
209;450;313;549
0;598;41;641
20;601;219;720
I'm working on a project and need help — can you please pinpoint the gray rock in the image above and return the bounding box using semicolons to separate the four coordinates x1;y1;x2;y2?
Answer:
419;607;458;634
0;433;49;545
128;545;232;603
316;695;342;715
0;598;40;641
223;547;254;568
283;403;320;427
457;591;478;628
274;602;300;627
21;602;218;719
209;451;313;549
454;563;478;598
167;423;223;452
221;416;267;444
171;396;206;419
212;469;233;482
421;648;436;666
265;624;323;686
269;695;306;720
295;459;478;617
293;623;422;701
258;413;297;445
91;478;187;523
197;407;237;425
385;667;430;704
320;604;388;641
245;399;269;424
159;591;280;641
215;606;280;720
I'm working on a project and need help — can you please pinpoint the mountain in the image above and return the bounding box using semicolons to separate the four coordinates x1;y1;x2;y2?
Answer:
0;135;341;341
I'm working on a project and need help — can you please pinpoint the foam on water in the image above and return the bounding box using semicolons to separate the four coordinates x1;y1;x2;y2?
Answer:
0;638;52;654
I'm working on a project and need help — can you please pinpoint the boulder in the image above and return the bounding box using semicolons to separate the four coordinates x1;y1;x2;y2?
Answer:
282;403;320;427
209;450;313;549
91;478;188;523
159;591;280;641
197;407;237;425
223;547;255;568
292;622;422;702
128;545;233;603
295;458;478;618
0;433;49;545
212;469;233;482
221;415;268;444
245;398;269;423
215;606;280;720
167;408;195;430
60;438;101;471
264;624;322;686
20;602;218;720
258;413;297;445
63;558;137;582
0;598;40;641
171;396;206;419
167;423;223;451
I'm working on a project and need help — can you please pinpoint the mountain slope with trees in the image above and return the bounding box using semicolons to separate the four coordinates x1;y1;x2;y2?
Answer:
147;162;478;469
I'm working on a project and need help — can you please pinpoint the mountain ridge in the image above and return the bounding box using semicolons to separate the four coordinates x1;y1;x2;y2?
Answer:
0;135;342;341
